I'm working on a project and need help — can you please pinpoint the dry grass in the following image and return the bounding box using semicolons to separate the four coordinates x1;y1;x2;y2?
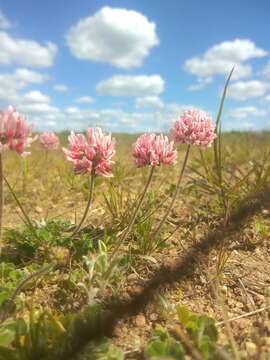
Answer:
1;132;270;359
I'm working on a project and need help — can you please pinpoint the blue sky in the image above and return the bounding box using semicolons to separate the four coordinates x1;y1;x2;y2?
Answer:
0;0;269;132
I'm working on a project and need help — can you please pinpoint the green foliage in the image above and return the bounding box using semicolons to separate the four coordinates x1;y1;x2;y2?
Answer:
133;217;165;255
176;305;219;359
80;241;124;304
2;219;97;264
0;305;107;360
3;127;270;360
145;305;232;360
76;339;124;360
145;325;184;359
242;214;270;248
253;215;269;238
103;181;135;228
0;309;67;360
0;263;26;313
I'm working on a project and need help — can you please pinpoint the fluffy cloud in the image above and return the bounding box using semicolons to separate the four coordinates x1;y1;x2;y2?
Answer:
185;39;267;86
263;60;270;79
0;10;12;29
228;106;267;119
65;107;80;115
0;31;57;67
0;94;203;132
188;77;212;91
228;80;269;100
74;96;94;104
18;102;59;115
23;90;50;104
53;84;68;92
66;6;159;68
97;75;164;96
13;68;46;84
0;68;58;125
135;96;163;109
0;68;47;103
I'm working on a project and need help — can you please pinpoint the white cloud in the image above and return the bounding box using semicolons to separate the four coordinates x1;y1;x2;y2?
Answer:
135;96;164;109
263;60;270;79
53;84;68;92
188;77;212;91
265;95;270;102
0;69;59;126
23;90;50;104
65;106;79;114
66;6;159;68
18;102;59;115
228;106;267;119
74;96;94;104
0;96;201;132
204;39;266;62
185;39;267;83
0;10;12;29
224;120;255;131
97;75;164;96
228;80;269;100
0;31;57;67
0;68;47;103
13;68;46;84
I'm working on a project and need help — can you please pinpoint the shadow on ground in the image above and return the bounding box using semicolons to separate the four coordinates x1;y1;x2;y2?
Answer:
61;187;270;360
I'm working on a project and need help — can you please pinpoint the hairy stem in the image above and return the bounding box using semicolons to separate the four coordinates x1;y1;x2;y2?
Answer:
3;175;37;238
72;174;95;236
0;154;3;254
0;262;56;323
150;145;191;242
109;166;155;262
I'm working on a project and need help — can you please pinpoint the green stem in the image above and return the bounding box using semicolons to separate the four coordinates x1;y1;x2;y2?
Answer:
0;262;56;323
213;68;234;220
150;145;191;241
72;174;95;236
109;166;155;262
3;175;37;238
0;154;3;255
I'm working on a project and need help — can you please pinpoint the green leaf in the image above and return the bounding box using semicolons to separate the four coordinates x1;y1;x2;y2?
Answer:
0;347;17;360
145;326;184;359
15;318;27;337
176;306;190;326
145;340;168;356
0;328;15;347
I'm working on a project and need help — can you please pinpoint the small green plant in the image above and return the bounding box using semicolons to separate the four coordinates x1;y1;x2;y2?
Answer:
0;263;26;314
0;309;66;360
103;181;135;228
79;241;124;304
133;217;165;255
2;219;98;264
77;339;124;360
242;214;270;248
176;305;219;358
0;304;110;360
145;305;233;359
145;325;184;359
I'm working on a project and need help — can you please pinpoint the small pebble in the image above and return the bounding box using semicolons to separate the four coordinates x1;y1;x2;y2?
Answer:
149;313;158;321
220;285;228;295
246;342;257;356
128;285;143;296
35;206;43;214
134;314;146;327
236;318;249;330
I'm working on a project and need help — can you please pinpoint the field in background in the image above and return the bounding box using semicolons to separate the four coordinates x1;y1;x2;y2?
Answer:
1;131;270;359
